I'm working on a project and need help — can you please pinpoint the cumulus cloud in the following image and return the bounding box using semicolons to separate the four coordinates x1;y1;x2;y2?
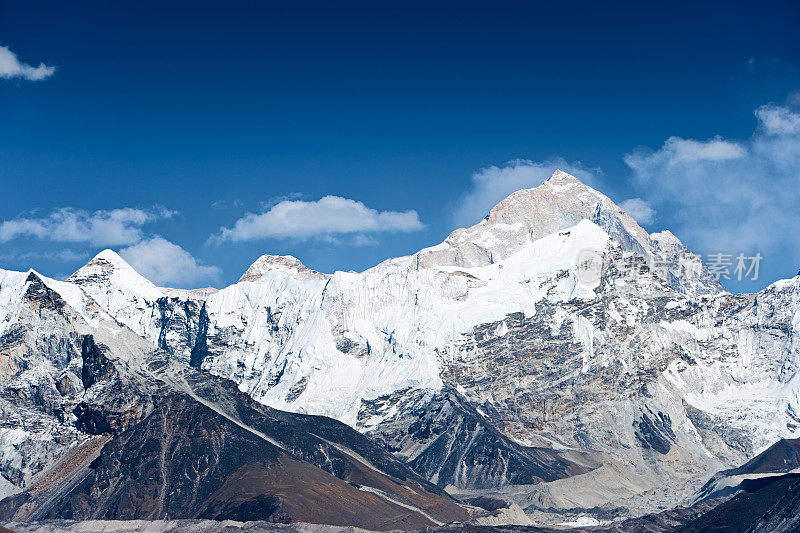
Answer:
0;45;55;81
119;237;221;286
452;158;603;227
0;207;175;246
619;198;655;225
639;136;747;164
755;104;800;135
624;101;800;272
212;195;425;242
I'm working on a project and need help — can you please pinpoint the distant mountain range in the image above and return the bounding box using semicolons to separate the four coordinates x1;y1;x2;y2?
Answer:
1;171;798;531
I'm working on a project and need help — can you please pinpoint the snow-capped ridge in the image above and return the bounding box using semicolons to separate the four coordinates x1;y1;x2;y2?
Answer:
64;172;716;298
239;254;329;282
0;268;30;337
407;170;722;295
13;172;725;428
67;249;162;301
0;267;119;339
162;286;219;298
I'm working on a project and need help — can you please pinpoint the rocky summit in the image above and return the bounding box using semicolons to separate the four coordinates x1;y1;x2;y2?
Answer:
2;171;799;531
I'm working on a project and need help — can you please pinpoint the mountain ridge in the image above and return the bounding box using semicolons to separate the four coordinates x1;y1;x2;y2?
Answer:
68;170;720;292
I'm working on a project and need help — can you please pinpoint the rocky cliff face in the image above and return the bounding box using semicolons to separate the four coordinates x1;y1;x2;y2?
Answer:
358;386;594;490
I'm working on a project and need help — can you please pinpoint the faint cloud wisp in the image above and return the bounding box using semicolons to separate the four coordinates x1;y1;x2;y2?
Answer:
0;45;55;81
619;198;655;225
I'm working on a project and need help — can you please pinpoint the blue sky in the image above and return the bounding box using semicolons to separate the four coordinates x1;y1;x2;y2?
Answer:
1;1;798;292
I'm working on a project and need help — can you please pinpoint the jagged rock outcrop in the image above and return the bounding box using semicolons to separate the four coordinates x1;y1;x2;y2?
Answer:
358;387;593;489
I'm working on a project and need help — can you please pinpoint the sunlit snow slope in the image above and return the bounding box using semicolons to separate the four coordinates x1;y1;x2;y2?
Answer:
66;171;725;425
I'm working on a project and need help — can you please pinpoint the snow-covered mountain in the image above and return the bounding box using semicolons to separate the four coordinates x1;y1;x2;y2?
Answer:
0;270;466;527
3;170;799;526
67;171;726;425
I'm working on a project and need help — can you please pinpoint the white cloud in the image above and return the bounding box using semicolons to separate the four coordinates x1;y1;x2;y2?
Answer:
452;158;603;227
650;136;746;164
210;199;243;210
213;195;425;242
119;237;221;286
0;207;175;246
0;45;55;81
619;198;655;225
351;234;379;246
755;104;800;135
624;101;800;269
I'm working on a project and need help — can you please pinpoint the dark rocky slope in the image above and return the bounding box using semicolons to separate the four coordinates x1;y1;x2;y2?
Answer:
360;387;592;489
696;437;800;502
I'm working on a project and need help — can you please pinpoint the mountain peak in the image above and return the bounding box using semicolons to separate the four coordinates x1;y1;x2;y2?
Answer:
479;170;605;229
414;172;623;271
67;248;162;300
69;249;140;278
24;269;43;283
93;248;126;263
416;170;722;294
545;169;584;184
239;254;328;283
478;171;602;227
